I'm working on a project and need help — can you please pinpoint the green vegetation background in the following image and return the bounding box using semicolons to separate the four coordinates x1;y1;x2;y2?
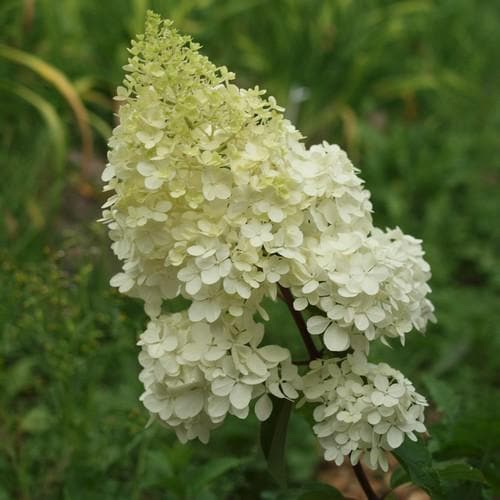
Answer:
1;0;499;498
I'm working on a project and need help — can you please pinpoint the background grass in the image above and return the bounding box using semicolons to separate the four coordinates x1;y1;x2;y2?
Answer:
1;0;499;498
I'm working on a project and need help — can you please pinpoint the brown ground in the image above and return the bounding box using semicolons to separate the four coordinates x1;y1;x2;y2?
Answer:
318;455;430;500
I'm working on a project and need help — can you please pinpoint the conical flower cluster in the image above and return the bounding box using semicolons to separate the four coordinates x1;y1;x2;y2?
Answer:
101;12;435;470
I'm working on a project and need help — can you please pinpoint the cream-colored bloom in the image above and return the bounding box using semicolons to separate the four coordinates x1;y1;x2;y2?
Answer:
102;13;433;464
138;312;300;443
302;353;427;471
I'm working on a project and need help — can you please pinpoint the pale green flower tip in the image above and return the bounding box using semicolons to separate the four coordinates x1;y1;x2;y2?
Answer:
122;11;242;106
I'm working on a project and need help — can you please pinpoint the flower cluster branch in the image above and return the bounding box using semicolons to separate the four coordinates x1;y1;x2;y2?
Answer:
279;285;321;361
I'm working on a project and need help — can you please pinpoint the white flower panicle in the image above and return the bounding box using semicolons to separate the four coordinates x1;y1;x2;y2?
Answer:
138;312;300;443
102;12;434;469
302;227;435;350
302;353;427;471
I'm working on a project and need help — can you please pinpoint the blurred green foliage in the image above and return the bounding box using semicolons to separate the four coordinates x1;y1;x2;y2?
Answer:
0;0;499;498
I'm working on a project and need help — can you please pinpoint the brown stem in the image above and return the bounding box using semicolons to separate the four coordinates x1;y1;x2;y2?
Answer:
279;286;379;499
278;285;321;360
279;287;379;498
353;462;380;500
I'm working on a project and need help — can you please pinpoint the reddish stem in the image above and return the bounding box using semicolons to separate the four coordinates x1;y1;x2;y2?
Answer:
278;285;321;361
353;462;380;500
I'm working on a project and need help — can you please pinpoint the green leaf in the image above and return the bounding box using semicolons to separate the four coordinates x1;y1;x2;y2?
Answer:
422;376;461;420
296;481;344;499
272;482;344;500
435;461;488;485
392;439;443;497
192;457;244;493
260;397;293;488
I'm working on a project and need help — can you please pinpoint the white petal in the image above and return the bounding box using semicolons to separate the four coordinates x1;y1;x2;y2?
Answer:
218;260;232;277
268;382;285;399
293;298;308;311
145;175;163;190
383;395;399;407
246;353;268;377
281;382;299;399
229;383;252;410
303;384;325;400
307;316;330;335
350;449;362;466
335;432;349;444
362;277;379;295
387;426;404;449
191;323;209;344
302;280;319;294
236;282;251;299
137;161;156;176
101;164;115;181
201;266;220;285
188;301;206;322
187;245;206;256
258;345;289;363
205;347;226;361
207;396;230;418
211;377;235;397
367;411;381;425
379;452;389;472
231;405;250;420
214;184;231;199
110;273;134;293
182;343;203;362
354;314;369;331
206;302;221;323
374;375;389;392
255;394;273;421
185;277;202;295
257;304;269;321
323;324;350;351
374;421;391;434
158;403;173;421
371;391;385;406
324;447;340;462
367;306;385;323
177;266;195;282
269;207;284;223
413;421;426;433
174;390;204;419
388;383;406;398
147;343;164;358
142;394;163;413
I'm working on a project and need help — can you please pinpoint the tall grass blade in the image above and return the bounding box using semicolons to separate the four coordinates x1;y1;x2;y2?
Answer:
0;80;66;173
0;44;93;178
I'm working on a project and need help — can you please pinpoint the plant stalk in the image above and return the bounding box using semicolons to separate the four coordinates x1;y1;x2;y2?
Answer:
278;285;321;360
353;462;380;500
279;285;379;499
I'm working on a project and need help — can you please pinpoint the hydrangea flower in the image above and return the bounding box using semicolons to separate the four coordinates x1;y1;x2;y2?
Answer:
138;312;299;443
101;12;435;471
301;352;427;471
